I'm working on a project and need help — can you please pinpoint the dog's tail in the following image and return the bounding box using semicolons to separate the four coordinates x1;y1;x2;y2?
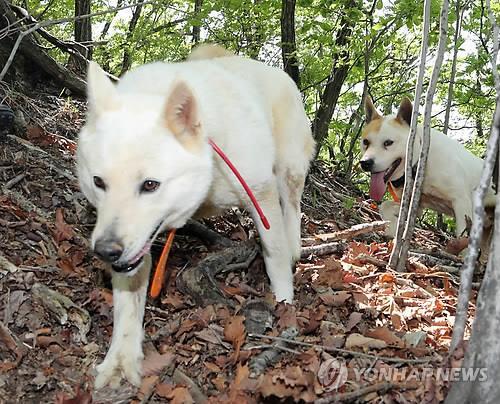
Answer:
188;44;234;61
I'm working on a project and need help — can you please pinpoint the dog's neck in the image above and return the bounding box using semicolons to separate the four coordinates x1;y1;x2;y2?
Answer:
390;164;418;189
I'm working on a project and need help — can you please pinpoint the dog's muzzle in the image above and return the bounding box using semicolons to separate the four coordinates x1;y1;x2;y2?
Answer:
94;238;144;273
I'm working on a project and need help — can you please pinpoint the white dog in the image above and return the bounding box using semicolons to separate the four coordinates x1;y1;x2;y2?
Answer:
360;96;495;237
77;44;315;388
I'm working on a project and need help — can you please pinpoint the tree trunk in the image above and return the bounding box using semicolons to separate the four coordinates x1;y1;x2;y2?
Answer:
192;0;203;45
68;0;92;73
119;3;143;76
280;0;300;86
311;0;358;151
446;100;500;403
443;0;462;136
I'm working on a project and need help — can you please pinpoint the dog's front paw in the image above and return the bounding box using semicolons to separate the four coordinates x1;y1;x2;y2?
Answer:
94;347;143;389
95;355;122;389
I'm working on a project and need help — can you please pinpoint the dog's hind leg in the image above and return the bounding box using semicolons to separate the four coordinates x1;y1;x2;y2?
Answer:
272;100;314;263
453;198;473;237
94;255;151;389
252;183;294;303
277;171;305;262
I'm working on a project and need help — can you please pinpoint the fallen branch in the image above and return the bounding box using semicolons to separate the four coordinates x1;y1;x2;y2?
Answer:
176;242;259;306
411;248;463;264
247;327;299;377
248;333;435;364
357;254;387;267
301;242;346;258
314;220;388;242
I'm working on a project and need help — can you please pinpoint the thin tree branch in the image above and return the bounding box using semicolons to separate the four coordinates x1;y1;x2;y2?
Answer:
449;0;500;354
388;0;433;270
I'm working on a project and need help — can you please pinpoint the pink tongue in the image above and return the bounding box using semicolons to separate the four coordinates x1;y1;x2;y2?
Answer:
370;172;387;201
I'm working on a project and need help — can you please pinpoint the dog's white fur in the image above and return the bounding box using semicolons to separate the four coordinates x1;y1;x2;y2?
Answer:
361;96;495;237
77;45;315;388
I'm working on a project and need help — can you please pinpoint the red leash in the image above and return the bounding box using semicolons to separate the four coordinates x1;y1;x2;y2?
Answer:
208;138;270;230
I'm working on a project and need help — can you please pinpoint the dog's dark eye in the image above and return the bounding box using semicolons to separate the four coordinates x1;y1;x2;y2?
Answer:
363;139;369;147
384;140;394;147
141;180;160;193
93;176;106;190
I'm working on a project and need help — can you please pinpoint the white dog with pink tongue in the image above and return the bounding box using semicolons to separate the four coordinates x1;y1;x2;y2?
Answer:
360;96;495;238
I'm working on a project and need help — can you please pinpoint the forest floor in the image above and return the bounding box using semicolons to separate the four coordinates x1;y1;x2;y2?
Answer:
0;86;481;403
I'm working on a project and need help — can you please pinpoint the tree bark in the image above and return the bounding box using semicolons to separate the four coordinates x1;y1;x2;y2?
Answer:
68;0;92;73
119;3;143;76
446;104;500;401
311;0;358;151
443;0;462;136
280;0;300;86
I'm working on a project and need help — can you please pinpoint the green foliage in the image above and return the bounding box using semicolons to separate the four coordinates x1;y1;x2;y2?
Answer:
19;0;498;183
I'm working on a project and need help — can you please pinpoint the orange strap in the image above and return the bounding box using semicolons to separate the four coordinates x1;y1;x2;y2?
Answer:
149;229;176;298
387;182;400;203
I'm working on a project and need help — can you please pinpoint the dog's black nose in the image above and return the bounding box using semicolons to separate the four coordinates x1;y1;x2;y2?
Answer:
94;239;124;262
360;159;374;172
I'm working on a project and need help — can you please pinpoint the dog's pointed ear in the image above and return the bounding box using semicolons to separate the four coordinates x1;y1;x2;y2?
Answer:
164;81;202;149
396;97;413;126
86;61;119;115
364;96;381;123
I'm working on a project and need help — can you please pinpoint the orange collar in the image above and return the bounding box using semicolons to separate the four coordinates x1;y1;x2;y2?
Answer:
387;182;400;203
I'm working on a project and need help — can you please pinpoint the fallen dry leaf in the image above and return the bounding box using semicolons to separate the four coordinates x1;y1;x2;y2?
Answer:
142;351;176;377
365;327;405;348
157;386;194;404
53;208;74;243
224;315;246;363
345;333;387;349
55;387;92;404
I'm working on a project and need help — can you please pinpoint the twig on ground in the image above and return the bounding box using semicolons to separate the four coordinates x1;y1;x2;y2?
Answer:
410;248;463;264
314;220;388;241
172;368;208;404
301;242;346;258
248;327;299;377
248;333;435;364
357;254;387;267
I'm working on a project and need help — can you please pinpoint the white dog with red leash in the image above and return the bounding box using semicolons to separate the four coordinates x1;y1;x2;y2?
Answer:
77;44;315;388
